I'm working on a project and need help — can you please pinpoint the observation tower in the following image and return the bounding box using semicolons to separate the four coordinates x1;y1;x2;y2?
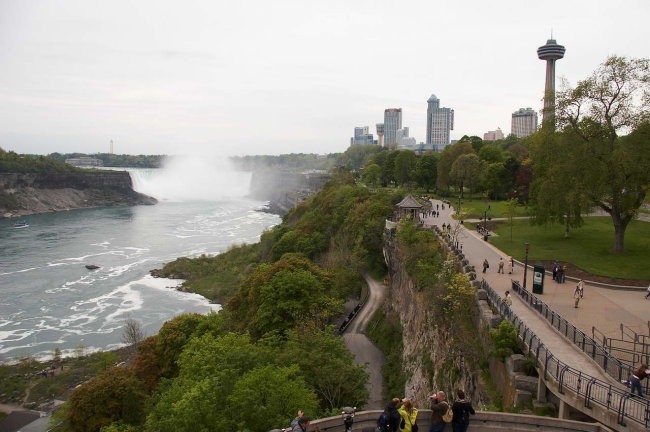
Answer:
537;37;565;126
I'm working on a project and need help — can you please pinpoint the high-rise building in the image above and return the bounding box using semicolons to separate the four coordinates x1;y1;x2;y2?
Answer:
511;108;538;138
376;124;384;147
483;128;504;141
384;108;402;149
426;94;454;151
537;37;565;126
350;126;374;145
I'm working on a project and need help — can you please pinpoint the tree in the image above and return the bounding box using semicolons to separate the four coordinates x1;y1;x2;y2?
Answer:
121;317;145;357
393;150;417;186
450;153;482;197
436;142;474;192
541;55;650;252
227;365;319;432
361;163;381;187
67;367;147;432
413;152;438;191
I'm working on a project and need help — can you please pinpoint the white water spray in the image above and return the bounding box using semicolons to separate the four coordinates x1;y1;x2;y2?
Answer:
129;155;252;202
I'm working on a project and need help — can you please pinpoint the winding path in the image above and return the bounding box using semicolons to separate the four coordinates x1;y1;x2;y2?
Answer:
342;274;387;409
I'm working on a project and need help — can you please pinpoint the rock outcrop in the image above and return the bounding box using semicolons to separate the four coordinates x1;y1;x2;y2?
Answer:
0;171;157;217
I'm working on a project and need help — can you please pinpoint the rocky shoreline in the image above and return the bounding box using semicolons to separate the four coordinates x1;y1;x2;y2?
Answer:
1;171;157;218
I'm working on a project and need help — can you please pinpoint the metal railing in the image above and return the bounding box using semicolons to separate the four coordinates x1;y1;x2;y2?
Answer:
481;279;650;429
509;280;637;384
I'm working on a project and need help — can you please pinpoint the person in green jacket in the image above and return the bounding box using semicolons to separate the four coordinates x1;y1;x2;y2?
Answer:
398;398;419;432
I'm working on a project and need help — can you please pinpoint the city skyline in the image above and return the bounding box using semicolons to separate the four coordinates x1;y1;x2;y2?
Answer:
1;1;648;156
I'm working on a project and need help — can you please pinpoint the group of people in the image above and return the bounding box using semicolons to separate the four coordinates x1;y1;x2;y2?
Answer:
376;389;475;432
552;261;567;283
482;256;514;275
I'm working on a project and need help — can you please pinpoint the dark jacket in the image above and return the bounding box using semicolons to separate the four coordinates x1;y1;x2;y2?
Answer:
387;402;401;432
451;400;475;425
430;400;449;425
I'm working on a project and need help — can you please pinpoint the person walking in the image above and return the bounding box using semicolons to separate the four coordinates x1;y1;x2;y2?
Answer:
451;389;475;432
574;280;584;308
498;258;505;274
508;256;514;274
645;283;650;299
482;259;489;274
428;391;449;432
629;364;650;397
398;398;419;432
504;291;513;307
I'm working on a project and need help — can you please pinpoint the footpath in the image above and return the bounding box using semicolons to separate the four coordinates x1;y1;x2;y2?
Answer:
423;199;648;385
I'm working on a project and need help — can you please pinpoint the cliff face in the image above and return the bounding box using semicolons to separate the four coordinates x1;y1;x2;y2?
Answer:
0;171;157;217
384;240;489;409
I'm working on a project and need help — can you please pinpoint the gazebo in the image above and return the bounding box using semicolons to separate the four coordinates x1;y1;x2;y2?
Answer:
395;194;425;222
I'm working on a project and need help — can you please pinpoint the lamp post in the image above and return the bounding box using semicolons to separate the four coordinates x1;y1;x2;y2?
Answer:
457;194;462;215
482;205;491;241
523;242;530;289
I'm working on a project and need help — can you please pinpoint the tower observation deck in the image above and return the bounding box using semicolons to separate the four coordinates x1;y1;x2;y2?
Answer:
537;38;565;126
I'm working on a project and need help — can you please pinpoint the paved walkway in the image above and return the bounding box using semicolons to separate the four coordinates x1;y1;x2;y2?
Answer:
423;199;649;386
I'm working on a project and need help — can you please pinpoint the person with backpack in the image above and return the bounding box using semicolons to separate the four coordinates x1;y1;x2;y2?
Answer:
428;391;449;432
451;389;475;432
398;398;418;432
291;416;310;432
376;398;401;432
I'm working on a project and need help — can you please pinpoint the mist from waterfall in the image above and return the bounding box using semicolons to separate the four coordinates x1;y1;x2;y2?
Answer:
129;155;252;202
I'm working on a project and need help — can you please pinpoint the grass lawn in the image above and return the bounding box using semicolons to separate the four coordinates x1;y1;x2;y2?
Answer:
488;216;650;281
453;196;530;219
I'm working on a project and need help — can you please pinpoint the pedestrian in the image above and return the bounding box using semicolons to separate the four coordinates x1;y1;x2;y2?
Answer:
629;363;650;397
290;410;304;429
428;391;450;432
508;256;514;274
556;265;566;283
645;284;650;299
574;280;584;308
552;261;559;281
398;398;419;432
498;258;505;274
451;389;475;432
482;259;489;273
377;398;402;432
291;416;310;432
504;290;512;307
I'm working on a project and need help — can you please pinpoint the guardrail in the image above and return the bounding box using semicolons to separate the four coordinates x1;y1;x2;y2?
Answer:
481;279;650;429
509;280;640;386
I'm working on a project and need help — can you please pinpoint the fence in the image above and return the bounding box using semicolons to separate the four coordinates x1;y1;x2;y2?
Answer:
481;279;650;429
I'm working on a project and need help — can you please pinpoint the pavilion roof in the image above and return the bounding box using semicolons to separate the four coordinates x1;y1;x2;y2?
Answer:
396;194;423;209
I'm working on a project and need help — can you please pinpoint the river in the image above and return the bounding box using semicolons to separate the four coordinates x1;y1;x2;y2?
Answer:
0;160;280;362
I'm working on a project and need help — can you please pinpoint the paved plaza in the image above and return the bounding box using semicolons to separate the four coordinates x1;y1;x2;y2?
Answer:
424;199;648;386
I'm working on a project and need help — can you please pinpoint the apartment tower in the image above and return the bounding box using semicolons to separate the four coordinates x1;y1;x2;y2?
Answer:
511;108;538;138
426;94;454;151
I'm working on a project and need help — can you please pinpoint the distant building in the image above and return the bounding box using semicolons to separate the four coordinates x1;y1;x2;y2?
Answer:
350;126;375;145
483;128;504;141
384;108;402;149
426;94;454;151
65;156;103;167
396;127;416;149
376;123;385;147
511;108;538;138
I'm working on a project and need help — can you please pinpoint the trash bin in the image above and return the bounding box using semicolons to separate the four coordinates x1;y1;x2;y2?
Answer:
532;264;545;294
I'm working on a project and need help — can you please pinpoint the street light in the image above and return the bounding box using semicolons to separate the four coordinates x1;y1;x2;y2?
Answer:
483;205;491;241
523;242;530;289
457;194;462;214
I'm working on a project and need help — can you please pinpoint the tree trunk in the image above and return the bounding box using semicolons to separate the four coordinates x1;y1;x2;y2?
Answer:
612;220;625;253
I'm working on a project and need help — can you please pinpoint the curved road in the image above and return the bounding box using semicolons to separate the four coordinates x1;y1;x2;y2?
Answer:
342;274;387;409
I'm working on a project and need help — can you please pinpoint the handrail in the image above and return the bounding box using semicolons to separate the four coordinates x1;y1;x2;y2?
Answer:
481;279;650;429
509;280;636;385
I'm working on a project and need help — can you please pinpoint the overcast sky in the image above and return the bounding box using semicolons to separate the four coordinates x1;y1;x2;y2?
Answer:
1;0;648;157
